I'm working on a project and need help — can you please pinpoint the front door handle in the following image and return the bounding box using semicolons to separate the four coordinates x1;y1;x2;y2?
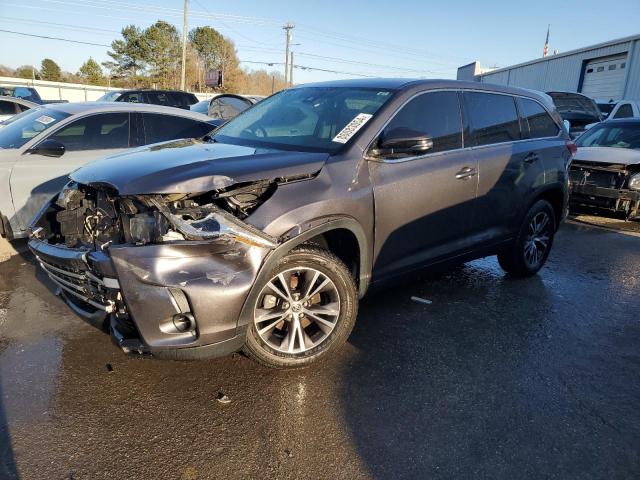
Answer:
455;166;477;179
524;153;539;164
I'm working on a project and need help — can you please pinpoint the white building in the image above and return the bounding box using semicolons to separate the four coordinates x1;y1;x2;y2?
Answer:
457;34;640;103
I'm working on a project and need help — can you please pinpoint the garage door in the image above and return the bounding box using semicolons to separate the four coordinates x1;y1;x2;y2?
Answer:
580;54;627;102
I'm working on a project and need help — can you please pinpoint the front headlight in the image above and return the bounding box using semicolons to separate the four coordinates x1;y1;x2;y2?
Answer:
149;198;276;249
629;173;640;191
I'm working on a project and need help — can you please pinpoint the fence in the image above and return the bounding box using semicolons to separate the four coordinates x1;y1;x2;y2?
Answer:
0;76;216;102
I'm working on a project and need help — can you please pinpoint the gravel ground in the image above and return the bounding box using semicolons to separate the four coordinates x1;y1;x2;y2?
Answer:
0;222;639;480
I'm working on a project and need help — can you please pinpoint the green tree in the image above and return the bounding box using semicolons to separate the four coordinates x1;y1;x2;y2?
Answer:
40;58;62;81
14;65;39;79
103;25;147;81
78;57;106;85
143;20;180;88
189;26;242;92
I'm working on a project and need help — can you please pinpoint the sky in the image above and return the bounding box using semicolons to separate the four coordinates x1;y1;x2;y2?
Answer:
0;0;638;86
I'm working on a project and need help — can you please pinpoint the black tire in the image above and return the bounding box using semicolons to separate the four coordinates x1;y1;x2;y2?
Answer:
498;199;556;278
243;246;358;369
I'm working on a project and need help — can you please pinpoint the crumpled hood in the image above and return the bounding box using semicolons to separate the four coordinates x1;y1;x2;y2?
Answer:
70;138;329;194
574;147;640;166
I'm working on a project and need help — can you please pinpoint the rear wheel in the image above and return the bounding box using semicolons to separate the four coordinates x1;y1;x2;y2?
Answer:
244;246;358;368
498;199;556;277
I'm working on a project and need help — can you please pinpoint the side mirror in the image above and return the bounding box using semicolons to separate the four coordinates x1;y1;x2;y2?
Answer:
563;120;571;133
371;128;433;158
29;138;66;157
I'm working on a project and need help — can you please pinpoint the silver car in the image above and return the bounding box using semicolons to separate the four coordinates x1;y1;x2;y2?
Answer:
0;102;215;239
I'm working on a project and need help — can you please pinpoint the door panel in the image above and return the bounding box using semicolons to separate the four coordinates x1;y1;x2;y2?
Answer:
370;150;478;279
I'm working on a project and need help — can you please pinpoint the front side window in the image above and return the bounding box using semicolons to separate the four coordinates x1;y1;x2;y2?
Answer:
464;92;520;146
48;113;130;151
0;107;68;149
378;91;463;156
576;123;640;149
613;104;634;119
213;87;394;153
119;92;144;103
518;98;559;138
142;113;212;144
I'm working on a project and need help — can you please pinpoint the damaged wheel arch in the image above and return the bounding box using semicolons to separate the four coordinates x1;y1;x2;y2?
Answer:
236;216;370;332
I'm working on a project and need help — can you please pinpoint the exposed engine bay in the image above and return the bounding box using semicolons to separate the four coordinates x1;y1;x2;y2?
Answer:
31;180;279;249
569;160;640;219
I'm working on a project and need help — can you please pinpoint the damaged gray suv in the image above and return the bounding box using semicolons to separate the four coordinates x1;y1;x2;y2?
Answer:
28;79;573;368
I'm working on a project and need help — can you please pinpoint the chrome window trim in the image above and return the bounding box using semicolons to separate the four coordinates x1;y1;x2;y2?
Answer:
365;88;563;165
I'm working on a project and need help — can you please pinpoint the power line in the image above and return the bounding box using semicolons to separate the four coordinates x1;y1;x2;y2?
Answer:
0;29;111;47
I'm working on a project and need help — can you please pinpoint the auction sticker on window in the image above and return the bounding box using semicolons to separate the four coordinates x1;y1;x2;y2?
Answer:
35;115;56;125
333;113;373;144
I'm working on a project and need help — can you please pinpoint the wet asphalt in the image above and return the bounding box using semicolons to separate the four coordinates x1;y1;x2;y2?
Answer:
0;221;639;480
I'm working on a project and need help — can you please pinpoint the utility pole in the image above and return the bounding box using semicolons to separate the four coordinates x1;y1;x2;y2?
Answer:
289;51;294;86
283;23;294;85
180;0;188;90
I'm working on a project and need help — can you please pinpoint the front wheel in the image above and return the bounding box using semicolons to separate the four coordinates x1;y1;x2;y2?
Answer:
498;199;556;277
243;246;358;368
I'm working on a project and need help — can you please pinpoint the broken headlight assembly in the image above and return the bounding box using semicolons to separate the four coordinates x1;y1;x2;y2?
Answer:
121;195;276;249
629;173;640;191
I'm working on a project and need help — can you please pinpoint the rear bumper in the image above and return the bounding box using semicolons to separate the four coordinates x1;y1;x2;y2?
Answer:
28;237;270;359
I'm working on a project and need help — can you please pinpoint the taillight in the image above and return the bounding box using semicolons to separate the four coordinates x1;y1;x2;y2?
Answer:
565;140;577;156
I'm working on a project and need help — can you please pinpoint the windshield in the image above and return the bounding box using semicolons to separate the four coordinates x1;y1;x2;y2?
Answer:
97;91;122;102
0;108;70;149
213;86;394;153
548;93;600;117
190;100;209;114
576;123;640;149
598;103;616;115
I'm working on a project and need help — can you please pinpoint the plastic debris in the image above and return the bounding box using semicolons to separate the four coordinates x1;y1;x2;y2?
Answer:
216;392;231;404
411;296;433;305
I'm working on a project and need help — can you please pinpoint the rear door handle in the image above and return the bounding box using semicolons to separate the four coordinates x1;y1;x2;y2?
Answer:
455;166;477;179
524;153;539;164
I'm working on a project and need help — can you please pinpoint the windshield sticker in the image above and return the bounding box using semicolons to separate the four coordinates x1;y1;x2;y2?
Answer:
333;113;373;144
35;115;56;125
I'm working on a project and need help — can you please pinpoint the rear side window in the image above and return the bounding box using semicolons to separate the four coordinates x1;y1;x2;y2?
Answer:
48;113;130;151
169;92;197;108
0;100;17;115
382;91;463;154
518;98;559;138
464;92;520;146
145;92;173;107
613;103;634;119
142;113;212;144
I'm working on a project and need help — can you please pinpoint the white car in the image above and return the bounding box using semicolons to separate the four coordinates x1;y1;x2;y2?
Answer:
0;102;216;239
608;100;640;120
0;95;38;122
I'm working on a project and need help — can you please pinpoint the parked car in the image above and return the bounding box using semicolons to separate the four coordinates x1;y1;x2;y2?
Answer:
97;89;199;110
547;91;603;138
190;94;257;127
0;103;216;239
0;95;38;121
607;100;640;120
569;119;640;220
0;85;66;105
28;79;572;368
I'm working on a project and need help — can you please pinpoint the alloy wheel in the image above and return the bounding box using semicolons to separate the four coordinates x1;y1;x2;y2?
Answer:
524;211;551;268
254;267;341;354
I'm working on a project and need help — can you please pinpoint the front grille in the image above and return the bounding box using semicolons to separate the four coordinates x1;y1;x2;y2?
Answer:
570;163;627;189
36;256;118;313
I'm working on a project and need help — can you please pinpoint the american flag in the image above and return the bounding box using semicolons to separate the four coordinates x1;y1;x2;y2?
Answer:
543;25;550;57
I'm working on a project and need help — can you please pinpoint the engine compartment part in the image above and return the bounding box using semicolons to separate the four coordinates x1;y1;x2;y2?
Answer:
30;180;279;249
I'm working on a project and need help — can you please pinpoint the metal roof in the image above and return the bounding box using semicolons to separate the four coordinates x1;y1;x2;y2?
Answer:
478;33;640;78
